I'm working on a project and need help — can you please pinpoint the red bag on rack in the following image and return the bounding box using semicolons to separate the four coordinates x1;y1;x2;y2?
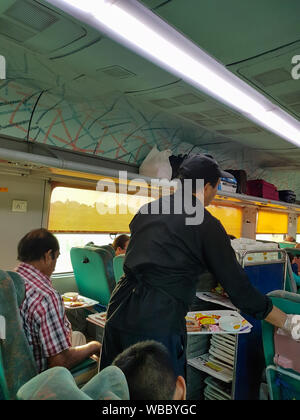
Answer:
246;179;279;200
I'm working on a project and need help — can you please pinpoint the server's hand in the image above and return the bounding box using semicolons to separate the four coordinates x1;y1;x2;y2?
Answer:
283;314;300;340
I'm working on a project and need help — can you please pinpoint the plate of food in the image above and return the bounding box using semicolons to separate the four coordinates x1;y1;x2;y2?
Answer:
186;310;252;334
62;293;98;309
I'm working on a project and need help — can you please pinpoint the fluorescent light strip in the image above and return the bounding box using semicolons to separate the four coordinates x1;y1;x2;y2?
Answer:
46;0;300;147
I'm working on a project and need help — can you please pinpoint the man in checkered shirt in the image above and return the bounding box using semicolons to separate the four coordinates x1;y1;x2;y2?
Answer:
16;228;101;373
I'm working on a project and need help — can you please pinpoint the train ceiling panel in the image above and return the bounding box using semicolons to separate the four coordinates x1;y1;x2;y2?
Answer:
0;0;90;54
139;0;300;164
140;0;300;125
51;38;179;98
230;44;300;122
0;0;299;185
140;0;300;65
128;81;296;152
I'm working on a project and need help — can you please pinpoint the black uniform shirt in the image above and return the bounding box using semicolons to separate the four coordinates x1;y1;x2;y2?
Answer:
106;192;273;334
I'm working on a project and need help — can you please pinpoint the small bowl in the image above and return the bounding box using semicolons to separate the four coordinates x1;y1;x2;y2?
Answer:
64;292;79;302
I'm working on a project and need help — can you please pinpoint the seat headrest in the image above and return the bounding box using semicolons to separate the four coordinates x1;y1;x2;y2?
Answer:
0;270;25;307
17;366;91;400
7;271;26;307
17;365;130;400
82;366;129;400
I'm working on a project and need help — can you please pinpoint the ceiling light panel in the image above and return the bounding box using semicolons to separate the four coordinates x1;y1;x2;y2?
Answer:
45;0;300;147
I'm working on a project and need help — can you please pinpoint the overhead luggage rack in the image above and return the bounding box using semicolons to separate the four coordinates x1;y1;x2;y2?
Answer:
213;190;300;214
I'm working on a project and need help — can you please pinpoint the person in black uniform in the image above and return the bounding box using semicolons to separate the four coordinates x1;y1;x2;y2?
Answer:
100;154;290;377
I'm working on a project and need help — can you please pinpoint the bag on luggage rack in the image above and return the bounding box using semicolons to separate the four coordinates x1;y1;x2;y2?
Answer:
168;152;216;180
278;190;296;204
169;154;187;179
225;169;247;194
218;176;237;193
246;179;279;200
139;146;172;180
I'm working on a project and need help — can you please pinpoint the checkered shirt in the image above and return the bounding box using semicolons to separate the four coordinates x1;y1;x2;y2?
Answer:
16;262;72;372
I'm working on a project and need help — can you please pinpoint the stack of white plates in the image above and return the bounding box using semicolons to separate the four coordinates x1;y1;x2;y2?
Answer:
187;333;237;397
208;334;236;370
204;376;232;400
203;334;236;400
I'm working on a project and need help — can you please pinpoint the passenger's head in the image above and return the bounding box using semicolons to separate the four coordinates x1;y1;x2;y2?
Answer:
295;243;300;249
178;154;231;206
112;340;186;400
17;228;60;277
112;234;130;256
285;235;296;242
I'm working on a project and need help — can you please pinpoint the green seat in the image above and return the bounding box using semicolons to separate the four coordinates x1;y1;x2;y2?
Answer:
17;365;129;400
266;365;300;400
113;255;125;283
0;329;8;401
285;249;300;293
85;243;116;258
279;242;297;249
0;270;37;400
0;269;98;399
285;256;298;293
100;244;116;258
70;246;116;306
261;290;300;400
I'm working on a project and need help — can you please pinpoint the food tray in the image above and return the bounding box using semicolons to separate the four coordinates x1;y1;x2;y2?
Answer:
186;310;252;334
62;294;98;309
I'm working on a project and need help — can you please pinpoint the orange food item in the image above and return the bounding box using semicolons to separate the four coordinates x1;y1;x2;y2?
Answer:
195;313;220;325
69;301;84;307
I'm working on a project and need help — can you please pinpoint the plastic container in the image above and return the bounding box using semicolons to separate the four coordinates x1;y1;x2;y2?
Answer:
274;328;300;374
231;238;280;263
218;177;237;193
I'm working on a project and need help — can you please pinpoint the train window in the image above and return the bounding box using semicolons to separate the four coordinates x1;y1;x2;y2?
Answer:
256;210;288;235
48;186;152;273
257;216;299;243
48;186;152;233
53;233;114;273
255;234;285;242
207;205;242;238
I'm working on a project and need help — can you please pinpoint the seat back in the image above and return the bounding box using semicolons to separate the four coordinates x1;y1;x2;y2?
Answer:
0;270;37;400
261;290;300;399
266;365;300;400
279;242;297;249
85;243;116;258
100;245;116;258
286;248;300;275
70;246;116;306
17;365;129;400
285;256;298;293
262;290;300;367
113;255;125;283
17;366;91;400
0;316;9;400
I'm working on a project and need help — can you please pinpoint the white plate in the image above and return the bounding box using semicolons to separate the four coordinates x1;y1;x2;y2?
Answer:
219;315;243;332
62;294;98;309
